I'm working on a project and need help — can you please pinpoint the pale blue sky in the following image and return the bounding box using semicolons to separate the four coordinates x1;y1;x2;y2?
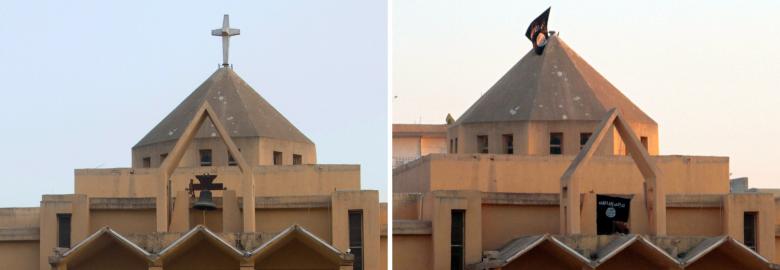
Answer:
394;1;780;189
0;0;388;205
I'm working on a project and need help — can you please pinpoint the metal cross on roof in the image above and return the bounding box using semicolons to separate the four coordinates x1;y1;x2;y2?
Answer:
212;14;240;67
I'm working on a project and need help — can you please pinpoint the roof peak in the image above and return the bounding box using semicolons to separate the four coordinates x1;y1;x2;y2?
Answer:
454;35;655;125
134;68;313;148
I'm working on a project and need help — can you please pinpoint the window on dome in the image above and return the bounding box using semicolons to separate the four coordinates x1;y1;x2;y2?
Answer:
200;149;212;166
273;151;283;165
477;135;489;154
502;134;513;154
550;133;563;155
580;133;592;150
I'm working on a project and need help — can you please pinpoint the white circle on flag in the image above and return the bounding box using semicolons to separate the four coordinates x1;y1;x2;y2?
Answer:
606;207;616;218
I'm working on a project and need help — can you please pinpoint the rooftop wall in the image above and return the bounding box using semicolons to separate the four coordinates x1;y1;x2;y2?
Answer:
0;207;39;228
76;164;360;198
394;154;729;195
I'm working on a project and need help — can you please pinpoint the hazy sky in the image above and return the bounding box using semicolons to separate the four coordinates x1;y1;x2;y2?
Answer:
393;1;780;189
0;0;388;206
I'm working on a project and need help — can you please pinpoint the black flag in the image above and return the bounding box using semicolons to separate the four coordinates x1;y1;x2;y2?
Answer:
525;7;551;55
596;195;631;235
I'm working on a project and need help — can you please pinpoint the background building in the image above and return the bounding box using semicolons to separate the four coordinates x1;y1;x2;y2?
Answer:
392;33;779;269
392;124;447;168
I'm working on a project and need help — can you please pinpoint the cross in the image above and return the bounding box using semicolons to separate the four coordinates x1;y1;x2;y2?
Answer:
187;174;225;195
212;14;240;67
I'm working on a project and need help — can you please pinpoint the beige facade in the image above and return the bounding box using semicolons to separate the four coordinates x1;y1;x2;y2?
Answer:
0;61;386;269
392;33;779;269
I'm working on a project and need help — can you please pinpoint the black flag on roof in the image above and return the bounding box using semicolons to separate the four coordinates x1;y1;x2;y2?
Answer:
525;7;551;55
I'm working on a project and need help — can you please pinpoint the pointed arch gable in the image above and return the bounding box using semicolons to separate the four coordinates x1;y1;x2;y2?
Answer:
559;108;666;235
154;101;256;232
54;227;152;269
469;234;592;269
683;236;771;270
593;235;679;269
248;224;351;267
157;225;245;263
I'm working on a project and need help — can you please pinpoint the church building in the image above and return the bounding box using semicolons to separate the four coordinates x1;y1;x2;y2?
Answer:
0;15;386;270
392;20;780;269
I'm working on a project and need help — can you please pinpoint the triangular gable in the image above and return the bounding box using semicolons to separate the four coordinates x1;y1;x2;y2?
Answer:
682;236;771;269
593;235;679;268
559;108;666;235
248;224;351;265
469;234;591;269
157;225;245;263
54;227;152;266
154;101;256;232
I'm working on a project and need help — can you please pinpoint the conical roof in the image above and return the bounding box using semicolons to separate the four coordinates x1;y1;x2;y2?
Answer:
134;68;313;148
455;35;655;125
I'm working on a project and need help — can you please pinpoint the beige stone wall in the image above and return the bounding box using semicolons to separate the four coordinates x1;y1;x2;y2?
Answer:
481;205;559;250
331;191;381;270
428;190;482;270
394;154;728;195
132;137;260;168
392;235;432;270
380;235;388;270
448;120;658;156
723;193;776;260
776;237;780;265
76;164;360;198
132;136;316;168
190;209;224;232
0;241;38;270
392;193;422;220
38;194;89;270
0;208;39;228
256;208;332;242
89;210;156;235
257;137;316;165
666;208;724;236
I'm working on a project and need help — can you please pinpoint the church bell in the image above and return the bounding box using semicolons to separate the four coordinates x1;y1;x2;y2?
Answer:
189;174;223;211
194;189;217;210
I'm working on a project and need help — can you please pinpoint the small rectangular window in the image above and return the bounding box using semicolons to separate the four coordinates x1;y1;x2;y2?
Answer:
142;157;151;168
451;210;465;270
293;154;302;165
477;135;489;154
449;139;454;154
640;136;649;151
550;133;563;155
454;138;458;153
502;134;513;154
580;133;592;150
160;153;168;163
349;210;364;270
228;148;240;166
199;149;212;166
273;151;283;165
57;213;72;248
744;212;758;251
